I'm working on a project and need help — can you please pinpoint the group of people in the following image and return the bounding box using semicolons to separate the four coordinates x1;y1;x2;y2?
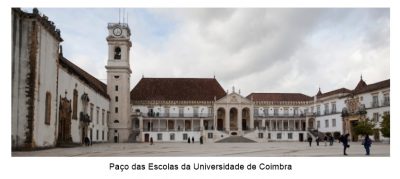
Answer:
187;136;204;144
149;136;204;145
307;134;373;156
307;135;334;147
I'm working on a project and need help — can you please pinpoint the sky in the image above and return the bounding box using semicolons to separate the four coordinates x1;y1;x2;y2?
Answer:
33;8;389;97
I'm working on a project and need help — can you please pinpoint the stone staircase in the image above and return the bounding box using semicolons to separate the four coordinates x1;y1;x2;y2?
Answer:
308;129;326;141
216;136;256;143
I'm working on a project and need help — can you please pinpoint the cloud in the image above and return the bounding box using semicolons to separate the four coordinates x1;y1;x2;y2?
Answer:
36;8;390;96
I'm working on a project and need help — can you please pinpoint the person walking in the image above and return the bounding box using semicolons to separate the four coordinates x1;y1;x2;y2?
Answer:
341;134;350;155
362;134;372;155
150;137;154;145
329;135;334;146
324;136;328;146
192;137;194;143
200;136;203;144
307;136;312;147
316;137;320;146
188;137;191;143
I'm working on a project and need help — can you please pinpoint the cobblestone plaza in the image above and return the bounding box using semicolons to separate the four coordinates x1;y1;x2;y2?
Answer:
12;142;389;157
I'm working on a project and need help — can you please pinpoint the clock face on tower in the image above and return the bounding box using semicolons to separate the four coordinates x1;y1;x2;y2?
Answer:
113;27;122;36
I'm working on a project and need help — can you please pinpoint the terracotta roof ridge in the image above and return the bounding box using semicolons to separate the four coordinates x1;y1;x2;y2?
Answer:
59;55;109;99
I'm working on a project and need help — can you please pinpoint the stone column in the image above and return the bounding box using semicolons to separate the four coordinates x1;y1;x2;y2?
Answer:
200;118;204;130
237;108;242;131
139;117;143;131
190;119;194;131
249;107;254;130
225;107;230;131
166;119;169;132
262;119;266;130
305;118;309;131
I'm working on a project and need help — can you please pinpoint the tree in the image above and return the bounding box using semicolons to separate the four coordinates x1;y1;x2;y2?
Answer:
353;119;375;136
380;113;390;138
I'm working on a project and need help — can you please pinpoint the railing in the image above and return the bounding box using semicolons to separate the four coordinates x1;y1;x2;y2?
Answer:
254;114;306;119
382;100;390;107
143;127;201;132
142;112;213;118
371;102;379;108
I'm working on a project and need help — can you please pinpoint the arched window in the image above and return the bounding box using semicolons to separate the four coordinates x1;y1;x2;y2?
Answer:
114;47;121;59
45;92;51;125
72;89;78;119
114;120;119;123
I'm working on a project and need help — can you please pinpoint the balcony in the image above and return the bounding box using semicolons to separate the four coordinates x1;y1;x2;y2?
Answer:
371;102;379;108
382;100;390;107
143;112;213;118
79;112;91;123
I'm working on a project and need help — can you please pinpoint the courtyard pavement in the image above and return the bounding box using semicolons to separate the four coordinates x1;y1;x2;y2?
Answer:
12;141;390;157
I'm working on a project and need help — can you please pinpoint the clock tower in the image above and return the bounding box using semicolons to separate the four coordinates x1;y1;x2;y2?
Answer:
105;23;132;143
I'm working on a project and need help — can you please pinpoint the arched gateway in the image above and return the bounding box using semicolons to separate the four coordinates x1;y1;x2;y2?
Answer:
214;91;254;136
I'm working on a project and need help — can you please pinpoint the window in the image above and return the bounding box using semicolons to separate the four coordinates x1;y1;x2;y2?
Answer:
114;75;120;79
331;102;337;113
268;133;271;139
114;47;121;59
183;133;188;140
284;108;289;116
317;105;321;116
115;85;118;91
96;107;99;124
325;119;329;128
317;121;320;128
157;133;162;140
332;119;336;127
179;107;184;117
72;89;78;119
277;133;282;139
293;108;299;116
273;108;278;116
372;95;379;108
254;108;259;116
114;120;119;123
324;103;329;115
264;108;269;116
288;133;293;139
258;133;264;139
102;131;104;140
115;107;118;113
115;96;118;102
208;132;213;139
96;130;99;140
45;92;51;125
102;109;105;125
311;107;314;114
373;113;379;122
383;94;390;106
90;104;94;122
170;133;175;141
107;112;110;124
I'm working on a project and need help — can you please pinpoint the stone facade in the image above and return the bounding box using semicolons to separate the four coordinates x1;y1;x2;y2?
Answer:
12;9;390;150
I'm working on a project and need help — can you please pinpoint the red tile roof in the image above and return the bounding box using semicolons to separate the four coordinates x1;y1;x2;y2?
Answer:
59;56;109;99
247;93;313;102
353;79;390;94
317;88;352;98
130;78;226;101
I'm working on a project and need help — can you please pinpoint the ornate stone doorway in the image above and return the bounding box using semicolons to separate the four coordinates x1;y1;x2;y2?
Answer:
58;96;72;144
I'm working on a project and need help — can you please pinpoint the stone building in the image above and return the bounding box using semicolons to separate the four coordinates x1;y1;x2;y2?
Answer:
11;8;390;150
12;8;110;150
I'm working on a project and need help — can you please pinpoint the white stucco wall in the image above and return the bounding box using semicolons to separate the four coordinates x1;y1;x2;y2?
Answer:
58;68;110;143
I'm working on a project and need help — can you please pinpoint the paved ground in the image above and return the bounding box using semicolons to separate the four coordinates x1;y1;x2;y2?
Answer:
12;141;389;157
